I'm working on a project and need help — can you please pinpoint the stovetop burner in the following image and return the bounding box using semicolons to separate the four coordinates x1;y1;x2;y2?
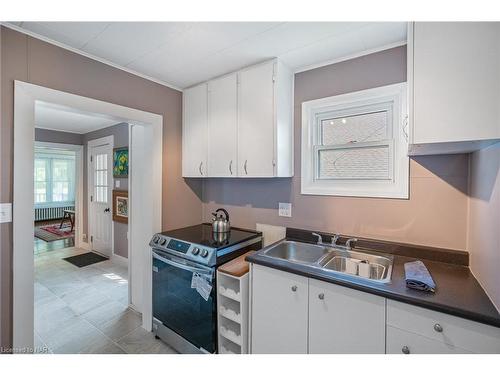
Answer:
159;223;260;249
150;223;262;267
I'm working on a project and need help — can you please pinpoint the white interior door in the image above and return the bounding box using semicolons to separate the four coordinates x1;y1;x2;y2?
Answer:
89;138;113;256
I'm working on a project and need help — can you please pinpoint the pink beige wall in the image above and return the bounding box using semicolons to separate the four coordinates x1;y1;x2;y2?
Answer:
468;143;500;310
202;46;470;251
0;26;203;349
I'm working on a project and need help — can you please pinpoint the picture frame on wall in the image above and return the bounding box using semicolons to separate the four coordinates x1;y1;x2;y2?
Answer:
113;147;129;178
112;190;128;224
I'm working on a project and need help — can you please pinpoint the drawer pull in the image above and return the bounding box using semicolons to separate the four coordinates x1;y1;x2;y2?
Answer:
434;323;443;333
401;346;410;354
318;293;325;300
291;285;297;292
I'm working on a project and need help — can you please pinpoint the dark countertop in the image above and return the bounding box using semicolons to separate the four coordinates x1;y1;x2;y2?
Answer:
247;239;500;328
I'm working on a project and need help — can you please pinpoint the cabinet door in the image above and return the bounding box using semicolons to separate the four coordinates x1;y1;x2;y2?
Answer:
208;74;238;177
413;22;500;144
183;84;208;177
309;279;386;353
386;326;471;354
238;62;275;177
250;265;308;353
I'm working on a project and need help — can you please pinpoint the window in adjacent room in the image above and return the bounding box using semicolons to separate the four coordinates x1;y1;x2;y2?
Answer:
34;147;76;206
301;83;409;198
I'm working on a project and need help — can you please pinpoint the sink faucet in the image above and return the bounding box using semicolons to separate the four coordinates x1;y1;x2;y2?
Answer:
311;232;324;244
345;238;358;250
331;234;340;246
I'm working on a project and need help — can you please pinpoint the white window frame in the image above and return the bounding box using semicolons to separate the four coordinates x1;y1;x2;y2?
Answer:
301;83;409;199
34;148;76;207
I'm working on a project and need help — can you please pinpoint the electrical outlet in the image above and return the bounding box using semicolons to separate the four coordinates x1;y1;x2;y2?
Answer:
0;203;12;223
278;202;292;217
115;180;121;188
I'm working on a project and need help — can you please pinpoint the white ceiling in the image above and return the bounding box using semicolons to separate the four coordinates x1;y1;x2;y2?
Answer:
35;102;120;134
8;22;407;89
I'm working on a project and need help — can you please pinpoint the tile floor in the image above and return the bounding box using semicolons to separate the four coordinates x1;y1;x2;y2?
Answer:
34;246;177;354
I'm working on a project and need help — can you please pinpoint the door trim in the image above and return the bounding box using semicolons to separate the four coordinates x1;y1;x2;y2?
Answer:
87;135;114;257
13;81;162;350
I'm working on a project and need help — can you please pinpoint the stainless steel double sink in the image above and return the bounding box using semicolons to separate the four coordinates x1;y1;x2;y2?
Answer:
262;240;393;283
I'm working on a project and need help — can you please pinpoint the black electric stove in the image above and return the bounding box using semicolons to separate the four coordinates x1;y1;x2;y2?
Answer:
150;223;262;354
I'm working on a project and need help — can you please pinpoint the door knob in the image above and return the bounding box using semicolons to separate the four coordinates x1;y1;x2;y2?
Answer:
104;208;110;213
401;346;410;354
291;285;297;292
433;323;443;333
318;293;325;300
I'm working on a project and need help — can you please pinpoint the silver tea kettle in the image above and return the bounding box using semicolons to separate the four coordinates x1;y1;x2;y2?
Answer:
212;208;230;233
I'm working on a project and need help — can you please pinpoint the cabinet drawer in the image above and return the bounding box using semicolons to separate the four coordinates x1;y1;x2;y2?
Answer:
387;300;500;353
386;326;471;354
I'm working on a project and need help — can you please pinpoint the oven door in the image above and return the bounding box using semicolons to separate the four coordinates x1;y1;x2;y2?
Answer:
152;249;216;353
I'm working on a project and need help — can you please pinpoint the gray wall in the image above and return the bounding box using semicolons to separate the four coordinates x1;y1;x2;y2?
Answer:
83;122;129;258
202;46;470;251
35;128;83;145
1;26;202;349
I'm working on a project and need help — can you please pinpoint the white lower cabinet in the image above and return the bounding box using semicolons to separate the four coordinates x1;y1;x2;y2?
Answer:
250;265;385;353
250;265;308;353
308;279;386;353
386;326;471;354
386;300;500;354
250;265;500;354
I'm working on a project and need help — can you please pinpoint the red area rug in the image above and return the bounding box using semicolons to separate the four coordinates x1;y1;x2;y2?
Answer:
35;223;75;242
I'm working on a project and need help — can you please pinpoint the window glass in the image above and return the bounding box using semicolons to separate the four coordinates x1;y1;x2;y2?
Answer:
321;110;388;146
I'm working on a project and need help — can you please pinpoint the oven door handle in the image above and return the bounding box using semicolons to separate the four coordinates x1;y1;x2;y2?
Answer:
153;251;213;276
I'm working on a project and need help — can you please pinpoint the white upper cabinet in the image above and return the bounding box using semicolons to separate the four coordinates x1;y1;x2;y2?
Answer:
238;62;275;177
182;59;294;178
308;279;386;354
182;83;208;177
208;74;238;177
408;22;500;155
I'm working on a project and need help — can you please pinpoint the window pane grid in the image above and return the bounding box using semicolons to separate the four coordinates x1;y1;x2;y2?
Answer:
34;151;75;205
94;153;109;203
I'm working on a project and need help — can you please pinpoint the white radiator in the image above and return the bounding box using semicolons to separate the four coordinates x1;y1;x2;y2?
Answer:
34;206;75;221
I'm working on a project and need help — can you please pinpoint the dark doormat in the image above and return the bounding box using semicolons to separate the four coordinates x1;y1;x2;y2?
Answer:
63;252;109;268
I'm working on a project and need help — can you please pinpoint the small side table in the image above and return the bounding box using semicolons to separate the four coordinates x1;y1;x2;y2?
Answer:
60;209;75;231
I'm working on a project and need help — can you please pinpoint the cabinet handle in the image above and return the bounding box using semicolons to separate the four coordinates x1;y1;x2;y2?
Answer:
244;160;248;175
199;161;203;176
318;293;324;300
229;160;233;175
433;323;443;333
291;285;297;292
402;346;410;354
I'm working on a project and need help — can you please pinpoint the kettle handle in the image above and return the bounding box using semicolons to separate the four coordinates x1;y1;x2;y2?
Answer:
215;208;230;222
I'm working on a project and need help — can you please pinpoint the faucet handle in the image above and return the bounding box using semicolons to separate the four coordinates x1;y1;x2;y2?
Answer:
345;238;358;249
311;232;323;244
331;234;340;245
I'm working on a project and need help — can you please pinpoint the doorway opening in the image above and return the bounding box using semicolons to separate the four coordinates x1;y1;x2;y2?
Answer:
14;81;163;352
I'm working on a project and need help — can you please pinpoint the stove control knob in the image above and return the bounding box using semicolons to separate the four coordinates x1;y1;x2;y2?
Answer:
192;247;200;255
153;235;159;243
160;238;167;246
201;249;209;258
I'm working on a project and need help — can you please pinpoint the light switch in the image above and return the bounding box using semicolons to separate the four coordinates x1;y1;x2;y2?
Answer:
0;203;13;223
115;180;120;188
278;202;292;217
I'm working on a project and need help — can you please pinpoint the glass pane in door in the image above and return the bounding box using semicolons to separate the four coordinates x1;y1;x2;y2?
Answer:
94;153;109;203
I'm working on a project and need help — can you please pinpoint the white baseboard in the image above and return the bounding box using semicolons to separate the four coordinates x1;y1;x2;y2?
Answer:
78;241;90;251
111;253;129;267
